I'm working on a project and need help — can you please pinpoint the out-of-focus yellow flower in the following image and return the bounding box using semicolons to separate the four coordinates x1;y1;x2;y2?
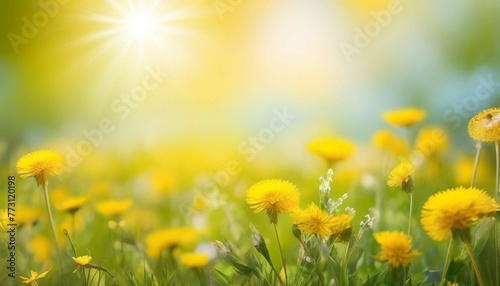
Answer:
292;203;335;240
374;231;420;268
447;282;458;286
468;107;500;142
16;150;65;186
307;137;355;164
146;227;198;257
27;235;51;263
95;200;132;217
179;253;209;268
72;255;92;273
383;108;426;127
415;127;448;156
387;162;414;191
330;214;354;239
123;209;157;231
421;187;500;241
49;187;70;203
192;195;209;211
17;205;43;228
453;156;489;186
56;196;87;213
246;179;300;224
89;181;113;198
20;269;50;285
372;130;409;156
151;171;178;195
0;209;8;231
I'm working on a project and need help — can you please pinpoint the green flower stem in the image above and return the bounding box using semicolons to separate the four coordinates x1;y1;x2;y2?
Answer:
408;193;413;237
470;142;482;187
42;181;64;284
495;141;499;286
340;240;351;286
461;233;484;286
273;223;287;285
439;236;453;286
299;240;324;286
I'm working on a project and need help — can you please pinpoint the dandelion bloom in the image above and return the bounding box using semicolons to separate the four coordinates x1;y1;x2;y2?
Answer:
146;227;198;257
421;187;500;241
56;196;88;213
16;150;65;186
307;137;355;164
246;179;300;224
387;162;414;191
20;269;50;285
72;255;92;273
372;130;409;156
374;231;420;268
292;203;335;239
179;253;210;268
330;214;354;238
415;127;448;156
383;108;426;127
468;107;500;142
95;200;132;217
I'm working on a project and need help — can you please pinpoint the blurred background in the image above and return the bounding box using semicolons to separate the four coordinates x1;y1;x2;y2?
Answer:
0;0;500;282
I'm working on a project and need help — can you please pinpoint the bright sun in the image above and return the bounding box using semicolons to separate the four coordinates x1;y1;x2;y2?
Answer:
127;13;154;38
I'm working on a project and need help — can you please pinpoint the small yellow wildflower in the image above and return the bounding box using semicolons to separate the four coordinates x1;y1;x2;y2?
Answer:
72;255;92;273
20;269;50;285
16;150;65;186
307;137;355;164
292;203;335;240
374;231;420;268
387;162;414;192
95;200;132;217
192;195;209;211
421;187;500;241
383;108;426;127
27;236;51;263
330;214;354;239
372;130;409;156
56;196;88;213
246;179;300;224
415;127;448;156
179;253;210;268
468;107;500;142
146;227;198;257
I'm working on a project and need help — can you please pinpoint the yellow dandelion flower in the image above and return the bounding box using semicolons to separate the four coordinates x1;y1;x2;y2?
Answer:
179;253;209;268
468;107;500;142
16;150;65;186
307;137;355;164
20;269;50;285
56;196;88;213
0;209;8;231
421;187;500;241
330;214;354;238
16;205;42;228
95;200;132;217
292;203;335;239
374;231;420;268
372;130;409;156
146;227;198;257
415;127;448;156
151;171;178;195
246;179;300;224
72;255;92;273
387;162;414;191
383;108;426;127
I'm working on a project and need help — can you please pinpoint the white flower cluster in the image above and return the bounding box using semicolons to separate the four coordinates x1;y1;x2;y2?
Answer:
360;208;375;229
325;193;348;214
319;168;334;200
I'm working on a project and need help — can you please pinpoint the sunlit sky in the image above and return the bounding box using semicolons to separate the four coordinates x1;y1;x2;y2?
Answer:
1;0;499;163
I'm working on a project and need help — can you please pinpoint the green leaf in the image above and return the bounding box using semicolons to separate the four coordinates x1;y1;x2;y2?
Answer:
210;268;231;286
250;224;273;266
